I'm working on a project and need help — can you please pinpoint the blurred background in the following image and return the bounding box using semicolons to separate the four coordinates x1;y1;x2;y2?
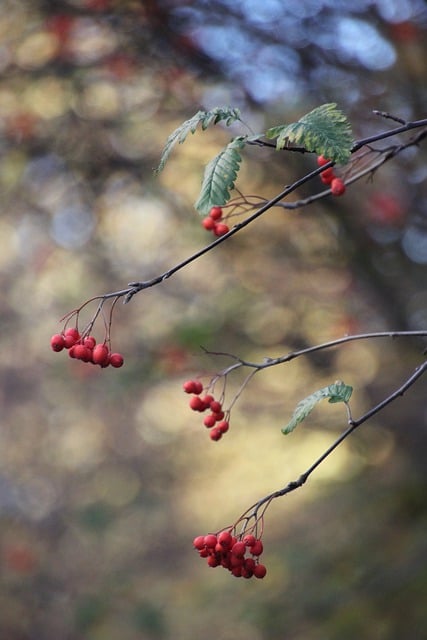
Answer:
0;1;427;638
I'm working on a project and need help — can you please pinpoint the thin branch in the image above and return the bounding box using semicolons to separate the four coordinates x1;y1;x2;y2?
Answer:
114;117;427;303
242;359;427;520
205;331;427;374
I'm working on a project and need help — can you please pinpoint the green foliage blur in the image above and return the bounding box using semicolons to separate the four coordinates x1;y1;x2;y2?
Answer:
0;1;426;638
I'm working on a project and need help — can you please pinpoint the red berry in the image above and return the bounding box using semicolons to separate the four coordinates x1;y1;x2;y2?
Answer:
200;395;214;409
63;334;78;349
207;555;219;568
50;334;65;352
202;216;216;230
92;343;110;366
250;539;264;556
331;177;346;196
320;167;335;184
209;428;222;441
189;396;205;411
193;381;203;395
204;534;217;549
217;530;233;549
210;400;222;413
203;414;216;428
64;327;80;341
183;380;196;393
73;344;91;362
243;534;256;547
83;336;96;349
217;420;229;433
254;563;267;579
183;379;203;394
209;206;223;220
109;352;124;368
231;541;246;558
213;223;229;237
193;535;206;550
317;155;331;167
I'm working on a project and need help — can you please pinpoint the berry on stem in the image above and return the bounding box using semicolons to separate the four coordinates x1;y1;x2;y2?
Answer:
317;154;331;167
209;206;223;220
331;177;346;196
50;334;65;352
202;216;216;230
213;223;230;237
109;352;124;368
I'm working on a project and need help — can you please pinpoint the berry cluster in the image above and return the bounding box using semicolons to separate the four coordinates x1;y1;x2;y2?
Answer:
201;206;230;237
50;327;124;368
183;379;229;441
317;155;346;196
193;530;267;579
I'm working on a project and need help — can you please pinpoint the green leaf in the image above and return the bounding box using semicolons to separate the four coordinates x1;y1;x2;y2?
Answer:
282;381;353;435
266;103;353;164
194;136;247;214
154;107;242;174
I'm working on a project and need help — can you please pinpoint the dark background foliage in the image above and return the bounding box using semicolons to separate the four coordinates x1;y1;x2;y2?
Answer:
0;1;426;638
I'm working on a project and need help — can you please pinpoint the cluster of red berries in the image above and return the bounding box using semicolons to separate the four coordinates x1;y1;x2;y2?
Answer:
183;379;229;441
201;206;230;237
317;155;346;196
50;327;124;368
193;530;267;579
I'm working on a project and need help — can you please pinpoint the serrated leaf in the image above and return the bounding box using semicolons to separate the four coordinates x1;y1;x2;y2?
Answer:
266;103;353;164
327;381;353;404
282;381;353;435
154;107;241;174
194;137;247;214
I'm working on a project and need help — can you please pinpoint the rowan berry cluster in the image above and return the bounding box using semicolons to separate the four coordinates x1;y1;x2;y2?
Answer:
317;155;346;196
201;206;230;237
183;379;229;441
193;530;267;579
50;327;124;368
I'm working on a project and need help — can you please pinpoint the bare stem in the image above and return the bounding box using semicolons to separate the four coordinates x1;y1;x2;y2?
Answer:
241;359;427;521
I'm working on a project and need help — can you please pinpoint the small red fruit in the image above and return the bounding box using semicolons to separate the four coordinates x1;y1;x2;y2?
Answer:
210;400;222;413
109;352;124;368
243;534;256;547
203;414;216;428
204;534;217;549
83;336;96;350
193;535;206;550
217;530;233;549
253;563;267;579
183;380;203;394
213;223;229;237
50;334;65;352
73;344;91;362
317;155;331;167
231;541;246;558
92;344;110;366
202;216;216;230
209;206;223;220
189;396;205;411
330;177;346;196
217;420;229;433
320;167;335;184
210;428;223;441
250;539;264;556
64;327;80;341
63;334;78;349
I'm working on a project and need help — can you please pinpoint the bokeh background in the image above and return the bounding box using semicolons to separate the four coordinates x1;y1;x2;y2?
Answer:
1;1;427;638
